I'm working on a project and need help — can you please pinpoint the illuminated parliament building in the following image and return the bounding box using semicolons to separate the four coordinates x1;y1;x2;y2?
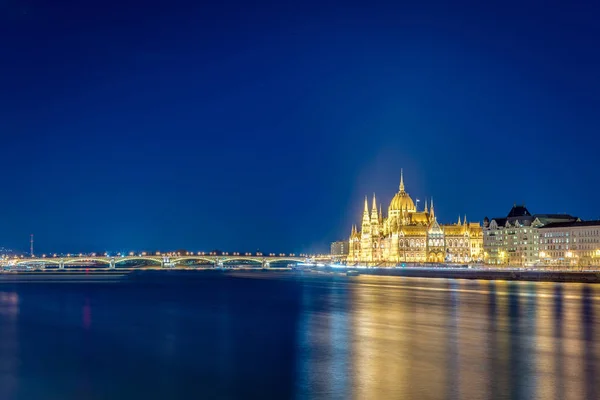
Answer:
348;171;483;264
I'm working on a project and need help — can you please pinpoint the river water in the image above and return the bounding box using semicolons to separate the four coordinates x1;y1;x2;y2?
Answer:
0;271;598;399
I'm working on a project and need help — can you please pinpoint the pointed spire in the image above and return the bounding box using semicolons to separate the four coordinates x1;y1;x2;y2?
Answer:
430;197;435;219
457;215;462;226
463;215;467;226
399;168;405;192
424;197;429;213
371;193;378;221
362;196;370;226
379;203;383;223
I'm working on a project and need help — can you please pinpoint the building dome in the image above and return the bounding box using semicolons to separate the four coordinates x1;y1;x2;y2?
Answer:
388;169;416;212
389;191;416;212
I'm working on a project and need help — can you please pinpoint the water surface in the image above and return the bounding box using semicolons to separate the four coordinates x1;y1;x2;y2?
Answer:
0;271;598;399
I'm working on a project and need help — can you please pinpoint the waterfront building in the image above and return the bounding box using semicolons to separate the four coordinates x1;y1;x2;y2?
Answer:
348;171;483;264
483;205;578;266
330;241;349;256
538;220;600;266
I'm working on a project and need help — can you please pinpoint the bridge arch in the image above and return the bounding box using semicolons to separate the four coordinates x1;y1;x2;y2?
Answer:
14;258;61;265
63;258;111;265
170;257;216;265
113;257;163;265
220;257;263;264
263;258;305;264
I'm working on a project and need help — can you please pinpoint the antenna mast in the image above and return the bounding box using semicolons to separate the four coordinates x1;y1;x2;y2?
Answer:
30;234;34;257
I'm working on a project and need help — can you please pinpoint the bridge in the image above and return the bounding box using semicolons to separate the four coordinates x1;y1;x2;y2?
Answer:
1;254;326;269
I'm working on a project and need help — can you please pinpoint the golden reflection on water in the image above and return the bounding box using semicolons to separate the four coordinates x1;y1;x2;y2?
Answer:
344;277;600;400
352;279;408;399
563;284;582;400
293;277;600;399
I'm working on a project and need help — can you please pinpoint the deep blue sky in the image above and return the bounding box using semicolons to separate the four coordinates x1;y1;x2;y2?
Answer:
1;0;599;254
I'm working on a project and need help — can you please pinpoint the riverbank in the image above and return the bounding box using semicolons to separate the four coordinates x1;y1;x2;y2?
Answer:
314;266;600;283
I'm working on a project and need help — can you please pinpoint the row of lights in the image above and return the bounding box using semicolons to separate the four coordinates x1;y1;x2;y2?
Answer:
24;252;313;258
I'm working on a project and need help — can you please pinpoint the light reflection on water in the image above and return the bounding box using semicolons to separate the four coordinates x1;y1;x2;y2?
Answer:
0;292;19;399
0;274;598;399
296;276;600;400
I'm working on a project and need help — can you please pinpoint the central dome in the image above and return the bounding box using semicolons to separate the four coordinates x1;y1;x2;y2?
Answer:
389;169;416;212
389;191;416;212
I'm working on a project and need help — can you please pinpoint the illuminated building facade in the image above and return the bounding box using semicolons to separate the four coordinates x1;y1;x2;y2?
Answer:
539;220;600;266
483;204;578;266
348;171;483;264
330;241;349;256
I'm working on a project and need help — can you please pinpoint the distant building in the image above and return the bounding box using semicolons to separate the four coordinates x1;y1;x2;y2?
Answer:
539;220;600;266
330;241;349;256
483;204;578;266
348;170;483;264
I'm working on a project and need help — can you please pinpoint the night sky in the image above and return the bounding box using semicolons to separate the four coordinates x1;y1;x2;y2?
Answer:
1;0;599;254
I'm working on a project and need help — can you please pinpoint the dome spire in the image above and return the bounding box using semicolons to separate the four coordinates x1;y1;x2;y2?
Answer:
399;168;405;192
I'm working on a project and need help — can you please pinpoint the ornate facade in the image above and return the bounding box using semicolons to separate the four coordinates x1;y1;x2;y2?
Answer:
348;171;483;264
483;204;579;266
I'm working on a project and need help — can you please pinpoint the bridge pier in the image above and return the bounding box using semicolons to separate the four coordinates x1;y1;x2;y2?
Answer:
59;259;64;269
109;258;116;269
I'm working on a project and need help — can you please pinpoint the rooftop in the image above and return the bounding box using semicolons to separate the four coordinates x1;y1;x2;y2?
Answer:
534;213;579;220
539;220;600;229
507;204;531;218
